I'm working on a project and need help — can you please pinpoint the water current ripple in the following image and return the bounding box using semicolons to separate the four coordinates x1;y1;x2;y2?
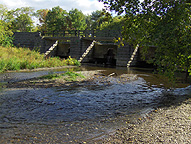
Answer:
0;76;164;123
1;67;190;143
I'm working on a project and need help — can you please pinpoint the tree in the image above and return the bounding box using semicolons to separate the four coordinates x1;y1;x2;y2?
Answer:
99;15;124;31
69;8;87;30
11;7;35;32
0;20;13;47
0;4;13;47
45;6;70;32
35;9;49;31
99;0;191;80
85;14;93;30
91;10;105;29
88;10;113;30
0;4;9;21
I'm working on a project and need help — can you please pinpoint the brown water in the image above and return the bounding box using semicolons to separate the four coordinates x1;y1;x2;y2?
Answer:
0;66;190;143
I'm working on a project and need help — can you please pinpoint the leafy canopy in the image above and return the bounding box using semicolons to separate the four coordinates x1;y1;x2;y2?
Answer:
10;7;35;32
0;4;13;47
100;0;191;79
45;6;69;32
69;8;87;30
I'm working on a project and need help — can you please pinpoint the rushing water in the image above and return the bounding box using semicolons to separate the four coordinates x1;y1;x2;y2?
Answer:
0;66;190;143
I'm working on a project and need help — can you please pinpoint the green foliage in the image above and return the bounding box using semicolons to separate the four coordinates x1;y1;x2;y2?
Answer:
90;10;113;30
45;6;70;32
100;0;191;80
1;35;14;47
40;71;85;81
40;73;62;79
62;71;85;81
65;56;81;66
0;5;14;47
0;46;80;73
33;6;118;32
0;21;13;47
10;7;35;32
69;9;87;30
99;16;124;31
34;9;49;31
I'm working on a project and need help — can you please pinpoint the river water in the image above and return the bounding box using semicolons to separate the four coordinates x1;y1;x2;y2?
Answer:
0;66;190;143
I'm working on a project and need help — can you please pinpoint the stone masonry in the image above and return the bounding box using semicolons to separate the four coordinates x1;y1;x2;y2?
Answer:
12;32;140;67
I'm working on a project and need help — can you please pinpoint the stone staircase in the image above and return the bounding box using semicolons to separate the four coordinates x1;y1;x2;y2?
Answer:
127;44;139;67
78;40;96;62
44;40;58;58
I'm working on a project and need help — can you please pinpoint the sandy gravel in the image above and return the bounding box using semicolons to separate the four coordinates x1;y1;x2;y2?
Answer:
103;95;191;144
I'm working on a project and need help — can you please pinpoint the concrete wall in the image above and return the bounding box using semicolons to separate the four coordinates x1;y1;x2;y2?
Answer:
116;43;138;67
80;39;94;62
13;32;43;51
69;37;81;59
93;44;117;59
12;32;141;67
56;42;70;58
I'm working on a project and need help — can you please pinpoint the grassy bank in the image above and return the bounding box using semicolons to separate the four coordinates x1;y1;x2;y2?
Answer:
0;46;80;73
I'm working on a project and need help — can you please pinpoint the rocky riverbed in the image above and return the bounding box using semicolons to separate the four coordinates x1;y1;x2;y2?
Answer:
1;67;191;143
103;88;191;144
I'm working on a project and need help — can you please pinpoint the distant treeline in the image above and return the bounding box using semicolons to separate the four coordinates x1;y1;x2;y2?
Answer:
0;4;124;33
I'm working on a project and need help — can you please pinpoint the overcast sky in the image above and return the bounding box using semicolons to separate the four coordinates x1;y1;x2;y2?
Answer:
1;0;105;15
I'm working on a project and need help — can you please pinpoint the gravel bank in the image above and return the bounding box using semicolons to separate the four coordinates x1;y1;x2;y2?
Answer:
103;94;191;144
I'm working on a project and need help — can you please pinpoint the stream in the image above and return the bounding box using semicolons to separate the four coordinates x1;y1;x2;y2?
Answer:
0;66;190;143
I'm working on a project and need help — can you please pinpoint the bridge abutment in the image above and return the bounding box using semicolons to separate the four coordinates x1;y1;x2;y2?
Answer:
116;44;138;67
12;32;141;67
69;37;81;59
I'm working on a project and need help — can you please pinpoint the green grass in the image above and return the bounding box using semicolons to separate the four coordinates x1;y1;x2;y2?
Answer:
0;46;81;73
62;71;85;81
40;71;85;81
40;73;62;80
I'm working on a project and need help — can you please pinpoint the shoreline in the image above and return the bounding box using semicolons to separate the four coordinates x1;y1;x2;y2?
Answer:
3;65;78;73
102;93;191;143
1;69;191;143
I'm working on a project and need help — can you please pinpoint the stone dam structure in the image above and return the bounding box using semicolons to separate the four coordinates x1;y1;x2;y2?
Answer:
12;31;154;67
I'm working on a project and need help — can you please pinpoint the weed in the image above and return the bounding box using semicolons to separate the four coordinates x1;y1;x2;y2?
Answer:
39;71;85;81
40;73;61;80
62;71;85;81
0;46;80;73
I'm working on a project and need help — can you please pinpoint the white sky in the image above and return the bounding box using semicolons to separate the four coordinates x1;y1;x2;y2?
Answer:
0;0;105;15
